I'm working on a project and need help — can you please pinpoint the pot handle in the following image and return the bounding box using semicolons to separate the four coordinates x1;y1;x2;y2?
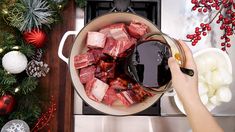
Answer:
58;31;79;64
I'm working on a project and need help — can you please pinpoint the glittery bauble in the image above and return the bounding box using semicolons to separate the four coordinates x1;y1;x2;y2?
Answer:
2;51;28;74
0;94;15;115
1;120;30;132
23;29;47;48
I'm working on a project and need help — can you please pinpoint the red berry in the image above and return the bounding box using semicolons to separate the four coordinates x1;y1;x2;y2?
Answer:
221;47;226;51
222;0;227;4
186;34;191;39
221;43;225;46
200;23;204;27
221;36;224;39
216;20;220;23
209;0;213;3
226;38;230;42
198;8;202;12
195;27;200;32
227;43;231;47
220;26;225;30
219;14;223;20
232;12;235;17
202;32;207;36
207;27;211;31
192;6;197;10
226;9;232;14
197;36;201;40
192;42;197;46
215;6;220;10
212;3;216;7
203;8;207;12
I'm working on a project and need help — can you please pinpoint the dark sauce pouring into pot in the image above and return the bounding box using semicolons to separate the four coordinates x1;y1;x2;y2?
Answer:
125;35;194;93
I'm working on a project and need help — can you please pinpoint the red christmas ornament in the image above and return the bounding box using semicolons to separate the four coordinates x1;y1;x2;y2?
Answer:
0;94;16;115
23;29;47;48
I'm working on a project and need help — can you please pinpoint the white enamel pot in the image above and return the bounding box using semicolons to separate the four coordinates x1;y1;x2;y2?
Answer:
58;12;164;115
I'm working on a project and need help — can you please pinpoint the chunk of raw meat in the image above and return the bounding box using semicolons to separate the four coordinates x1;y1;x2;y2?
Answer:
90;78;109;102
127;21;148;39
118;37;136;56
79;65;96;84
132;84;154;102
74;52;95;69
86;32;106;48
85;78;109;102
99;23;129;40
95;61;116;82
116;90;138;106
85;79;98;102
87;49;106;63
103;37;136;58
103;87;118;105
109;78;128;90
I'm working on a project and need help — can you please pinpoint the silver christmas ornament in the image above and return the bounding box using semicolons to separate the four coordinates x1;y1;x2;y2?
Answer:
1;120;30;132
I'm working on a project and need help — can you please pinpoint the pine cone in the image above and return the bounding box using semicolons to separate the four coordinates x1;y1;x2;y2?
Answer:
26;60;49;78
31;49;43;61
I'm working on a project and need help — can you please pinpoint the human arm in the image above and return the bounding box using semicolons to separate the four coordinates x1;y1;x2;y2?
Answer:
168;40;223;132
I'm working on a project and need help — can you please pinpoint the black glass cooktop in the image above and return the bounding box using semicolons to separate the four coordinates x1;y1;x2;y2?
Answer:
82;0;161;116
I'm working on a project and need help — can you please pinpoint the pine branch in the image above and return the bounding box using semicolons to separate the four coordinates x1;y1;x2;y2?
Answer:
75;0;87;8
0;68;17;86
19;40;35;57
19;77;38;95
9;94;41;126
0;32;16;48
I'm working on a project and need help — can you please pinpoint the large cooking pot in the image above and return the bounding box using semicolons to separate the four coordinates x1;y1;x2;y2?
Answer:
58;12;173;115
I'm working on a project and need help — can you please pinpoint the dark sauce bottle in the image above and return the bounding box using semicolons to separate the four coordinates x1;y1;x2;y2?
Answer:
126;40;172;89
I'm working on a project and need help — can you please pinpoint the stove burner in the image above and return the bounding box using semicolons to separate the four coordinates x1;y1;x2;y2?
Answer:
112;0;131;12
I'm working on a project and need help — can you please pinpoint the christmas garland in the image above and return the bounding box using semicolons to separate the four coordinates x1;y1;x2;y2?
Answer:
0;0;71;130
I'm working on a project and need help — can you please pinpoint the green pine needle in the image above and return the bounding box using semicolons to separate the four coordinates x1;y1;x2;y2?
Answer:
75;0;87;8
19;77;38;95
19;0;55;31
19;40;35;57
9;94;41;126
0;32;16;47
0;68;17;86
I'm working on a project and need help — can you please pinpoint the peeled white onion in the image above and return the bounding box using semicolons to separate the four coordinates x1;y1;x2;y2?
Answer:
210;68;232;87
207;85;216;98
216;87;232;102
195;57;208;74
204;55;217;71
209;95;221;106
204;71;213;85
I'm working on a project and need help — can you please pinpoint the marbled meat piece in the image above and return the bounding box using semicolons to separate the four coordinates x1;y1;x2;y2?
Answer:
95;61;116;82
132;84;154;102
103;87;118;105
74;52;95;69
79;65;96;84
127;21;148;39
86;78;109;102
116;90;138;106
103;37;136;58
87;49;106;63
99;23;129;40
117;37;136;56
86;32;106;48
85;79;98;102
109;77;128;90
103;37;119;58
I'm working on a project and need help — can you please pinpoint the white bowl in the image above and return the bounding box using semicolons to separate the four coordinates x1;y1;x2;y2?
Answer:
174;48;232;115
